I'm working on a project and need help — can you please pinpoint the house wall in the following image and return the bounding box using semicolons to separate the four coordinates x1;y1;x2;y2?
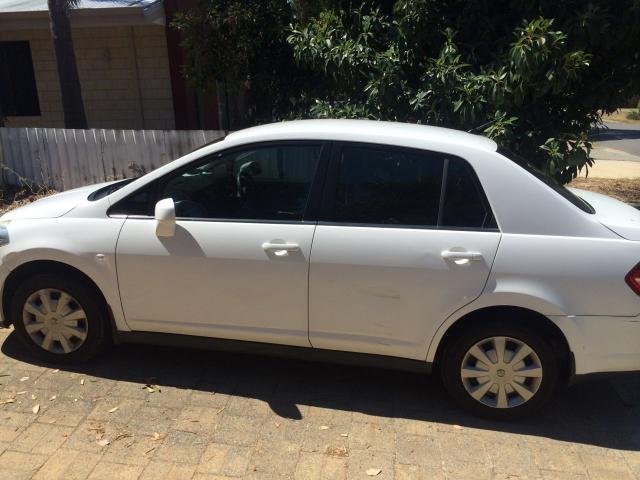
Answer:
1;25;175;129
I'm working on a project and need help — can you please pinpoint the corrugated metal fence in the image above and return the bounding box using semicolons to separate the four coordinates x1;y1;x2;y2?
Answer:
0;127;226;191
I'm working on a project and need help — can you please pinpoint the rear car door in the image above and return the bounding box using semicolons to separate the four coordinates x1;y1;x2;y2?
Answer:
308;143;501;359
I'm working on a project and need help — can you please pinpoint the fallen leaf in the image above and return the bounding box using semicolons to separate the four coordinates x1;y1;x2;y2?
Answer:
19;376;29;382
108;406;119;413
152;432;165;441
96;438;110;447
340;433;348;437
30;394;36;400
326;446;349;458
49;395;57;401
0;398;15;405
32;404;40;414
80;379;85;385
73;399;78;402
319;425;330;430
16;391;26;395
51;369;59;374
366;468;382;476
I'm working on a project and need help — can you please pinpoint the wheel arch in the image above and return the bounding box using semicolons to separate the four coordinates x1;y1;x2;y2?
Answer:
429;305;572;382
1;260;116;339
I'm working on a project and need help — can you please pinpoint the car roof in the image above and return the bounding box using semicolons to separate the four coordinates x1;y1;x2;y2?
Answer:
224;119;497;153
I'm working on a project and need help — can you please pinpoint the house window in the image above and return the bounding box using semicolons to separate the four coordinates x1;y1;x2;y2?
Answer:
0;41;41;117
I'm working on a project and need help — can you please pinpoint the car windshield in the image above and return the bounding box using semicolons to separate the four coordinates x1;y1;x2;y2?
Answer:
497;147;595;214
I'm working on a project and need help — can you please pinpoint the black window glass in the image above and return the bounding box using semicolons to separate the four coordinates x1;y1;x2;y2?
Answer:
109;184;154;216
441;158;492;228
157;144;322;220
334;146;444;226
0;41;40;116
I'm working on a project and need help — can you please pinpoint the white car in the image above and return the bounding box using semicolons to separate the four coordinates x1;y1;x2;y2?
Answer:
1;120;639;419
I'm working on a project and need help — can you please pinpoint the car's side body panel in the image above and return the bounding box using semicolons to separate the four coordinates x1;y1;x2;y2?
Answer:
0;217;129;331
309;226;501;359
115;218;316;347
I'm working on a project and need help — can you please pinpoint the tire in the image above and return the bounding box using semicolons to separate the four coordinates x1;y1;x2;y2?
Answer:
440;320;561;420
11;273;108;363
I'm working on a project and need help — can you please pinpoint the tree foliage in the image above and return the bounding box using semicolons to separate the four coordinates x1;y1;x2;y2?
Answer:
289;0;640;182
176;0;640;182
173;0;304;129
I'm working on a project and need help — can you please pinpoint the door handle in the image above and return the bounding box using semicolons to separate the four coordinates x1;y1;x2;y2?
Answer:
441;250;483;262
262;242;300;256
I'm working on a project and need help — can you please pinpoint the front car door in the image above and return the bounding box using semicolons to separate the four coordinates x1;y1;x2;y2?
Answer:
309;143;501;359
113;142;327;347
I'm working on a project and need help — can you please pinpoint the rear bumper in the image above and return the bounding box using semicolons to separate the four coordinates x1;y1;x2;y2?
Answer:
553;314;640;375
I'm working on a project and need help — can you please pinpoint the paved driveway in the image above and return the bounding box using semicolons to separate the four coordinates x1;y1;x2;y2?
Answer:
0;326;639;480
592;122;640;159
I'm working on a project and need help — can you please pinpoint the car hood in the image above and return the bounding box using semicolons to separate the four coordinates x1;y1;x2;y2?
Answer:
1;181;117;220
570;187;640;240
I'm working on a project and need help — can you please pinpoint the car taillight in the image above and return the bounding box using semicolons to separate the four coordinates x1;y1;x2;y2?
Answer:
625;263;640;296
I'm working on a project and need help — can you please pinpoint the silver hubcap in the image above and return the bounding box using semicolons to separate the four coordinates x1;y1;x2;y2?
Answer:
22;289;88;354
460;336;543;409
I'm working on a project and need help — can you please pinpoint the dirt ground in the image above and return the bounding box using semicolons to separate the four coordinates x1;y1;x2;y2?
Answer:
603;108;640;124
569;177;640;205
0;187;57;216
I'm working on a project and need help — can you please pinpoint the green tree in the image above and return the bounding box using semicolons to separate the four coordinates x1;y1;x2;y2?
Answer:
48;0;87;129
289;0;640;182
173;0;304;129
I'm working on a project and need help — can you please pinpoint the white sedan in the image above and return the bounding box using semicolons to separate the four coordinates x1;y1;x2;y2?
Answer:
1;120;639;419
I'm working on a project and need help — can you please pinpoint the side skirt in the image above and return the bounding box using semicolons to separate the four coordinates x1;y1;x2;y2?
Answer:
117;331;432;374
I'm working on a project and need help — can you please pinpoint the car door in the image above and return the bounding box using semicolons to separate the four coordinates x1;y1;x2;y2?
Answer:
114;141;328;347
309;143;501;359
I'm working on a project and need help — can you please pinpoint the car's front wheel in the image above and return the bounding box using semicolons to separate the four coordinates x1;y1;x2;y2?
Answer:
440;321;561;420
11;274;108;363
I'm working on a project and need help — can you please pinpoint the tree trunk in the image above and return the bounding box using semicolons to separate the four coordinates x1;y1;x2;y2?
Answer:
47;0;87;129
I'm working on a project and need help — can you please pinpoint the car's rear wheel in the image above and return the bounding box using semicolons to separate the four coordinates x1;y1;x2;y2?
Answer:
440;321;561;420
11;274;108;363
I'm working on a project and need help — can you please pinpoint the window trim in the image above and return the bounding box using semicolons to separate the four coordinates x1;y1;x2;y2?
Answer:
107;140;332;224
319;141;499;232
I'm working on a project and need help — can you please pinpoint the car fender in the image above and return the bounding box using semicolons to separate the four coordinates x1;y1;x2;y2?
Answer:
0;218;130;332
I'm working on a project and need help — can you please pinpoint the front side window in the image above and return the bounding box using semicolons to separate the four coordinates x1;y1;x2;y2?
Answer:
111;144;322;221
331;145;495;229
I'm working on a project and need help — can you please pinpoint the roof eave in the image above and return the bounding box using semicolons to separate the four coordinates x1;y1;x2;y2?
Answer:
0;3;165;31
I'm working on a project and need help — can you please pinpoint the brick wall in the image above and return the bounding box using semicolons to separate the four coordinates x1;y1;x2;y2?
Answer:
1;25;175;129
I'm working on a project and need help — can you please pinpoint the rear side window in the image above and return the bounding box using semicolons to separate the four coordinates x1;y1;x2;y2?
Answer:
441;158;495;228
330;144;496;229
334;146;444;226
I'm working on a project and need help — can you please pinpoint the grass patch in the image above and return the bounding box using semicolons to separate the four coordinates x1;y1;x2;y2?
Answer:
0;187;57;215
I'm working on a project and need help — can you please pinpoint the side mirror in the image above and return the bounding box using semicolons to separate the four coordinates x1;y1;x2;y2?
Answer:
155;198;176;237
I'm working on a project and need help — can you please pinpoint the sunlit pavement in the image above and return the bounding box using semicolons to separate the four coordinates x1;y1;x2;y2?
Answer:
0;326;639;479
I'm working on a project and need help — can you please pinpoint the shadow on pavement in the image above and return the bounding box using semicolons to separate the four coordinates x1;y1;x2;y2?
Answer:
2;330;639;451
592;128;640;142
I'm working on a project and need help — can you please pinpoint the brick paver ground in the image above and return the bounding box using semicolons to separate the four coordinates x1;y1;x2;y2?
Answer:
0;326;639;479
